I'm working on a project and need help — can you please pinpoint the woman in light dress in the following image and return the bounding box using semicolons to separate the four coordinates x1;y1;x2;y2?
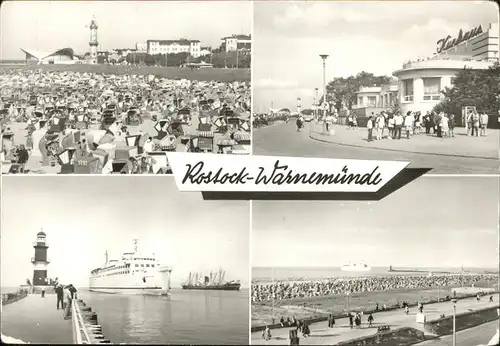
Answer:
376;114;385;140
441;114;450;137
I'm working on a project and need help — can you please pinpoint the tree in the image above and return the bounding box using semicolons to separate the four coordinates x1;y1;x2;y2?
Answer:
433;62;500;127
324;71;392;111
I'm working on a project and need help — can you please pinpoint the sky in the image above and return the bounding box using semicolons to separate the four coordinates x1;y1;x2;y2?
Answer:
0;0;251;59
253;1;499;112
1;177;249;288
252;176;499;269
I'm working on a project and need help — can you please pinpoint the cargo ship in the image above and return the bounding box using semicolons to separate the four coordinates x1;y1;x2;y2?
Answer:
181;269;241;291
89;239;172;295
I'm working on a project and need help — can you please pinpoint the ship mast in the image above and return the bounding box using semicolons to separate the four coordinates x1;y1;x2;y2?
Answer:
105;250;108;265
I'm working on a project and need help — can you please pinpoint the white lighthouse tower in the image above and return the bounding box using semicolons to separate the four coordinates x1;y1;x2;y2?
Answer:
88;16;98;64
31;230;50;287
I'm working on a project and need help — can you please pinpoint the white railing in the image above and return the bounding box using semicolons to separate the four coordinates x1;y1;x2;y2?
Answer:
71;299;92;344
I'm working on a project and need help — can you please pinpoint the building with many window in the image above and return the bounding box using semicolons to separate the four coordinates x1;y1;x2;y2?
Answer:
220;34;251;53
146;39;201;57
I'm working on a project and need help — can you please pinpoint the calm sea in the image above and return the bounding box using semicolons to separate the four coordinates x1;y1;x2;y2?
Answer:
75;288;249;345
252;266;499;283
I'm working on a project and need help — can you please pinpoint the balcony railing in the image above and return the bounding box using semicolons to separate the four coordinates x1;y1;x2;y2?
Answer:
31;257;50;263
33;241;49;247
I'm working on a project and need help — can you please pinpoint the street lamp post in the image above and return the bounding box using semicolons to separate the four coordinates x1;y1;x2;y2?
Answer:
319;55;329;119
297;97;301;115
314;88;319;121
452;298;458;346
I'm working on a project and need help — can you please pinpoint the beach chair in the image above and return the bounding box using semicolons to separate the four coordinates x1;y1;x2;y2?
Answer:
56;148;77;174
110;159;132;174
125;134;143;154
115;146;138;160
159;135;177;152
212;116;227;133
217;139;237;154
168;120;184;138
74;155;102;174
154;119;171;140
233;132;251;145
2;133;14;152
147;151;172;174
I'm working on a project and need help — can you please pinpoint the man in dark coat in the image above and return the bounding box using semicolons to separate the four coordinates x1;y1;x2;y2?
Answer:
55;284;64;310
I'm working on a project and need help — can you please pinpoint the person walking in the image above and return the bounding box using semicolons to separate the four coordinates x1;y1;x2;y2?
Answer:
376;114;385;140
262;326;271;341
367;116;374;142
367;313;374;327
404;112;414;139
63;285;72;320
449;112;456;137
387;116;395;139
471;111;480;137
480;111;489;136
394;113;403;139
424;112;431;134
56;284;64;310
441;114;449;137
17;145;29;173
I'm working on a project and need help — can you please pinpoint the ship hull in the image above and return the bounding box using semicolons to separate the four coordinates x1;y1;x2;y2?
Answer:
89;287;163;295
181;284;241;291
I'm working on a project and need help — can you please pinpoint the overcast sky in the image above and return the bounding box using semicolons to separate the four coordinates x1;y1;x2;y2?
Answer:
1;177;249;288
253;1;499;112
252;176;499;269
0;0;251;59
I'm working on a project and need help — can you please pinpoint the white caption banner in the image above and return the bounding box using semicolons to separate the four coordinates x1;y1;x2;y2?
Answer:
167;153;410;193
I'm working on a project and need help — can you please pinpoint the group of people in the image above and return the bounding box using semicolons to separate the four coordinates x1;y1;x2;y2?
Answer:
54;283;78;320
365;109;490;142
251;273;497;303
0;68;251;173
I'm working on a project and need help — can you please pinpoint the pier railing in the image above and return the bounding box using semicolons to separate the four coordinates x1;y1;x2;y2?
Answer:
71;299;110;344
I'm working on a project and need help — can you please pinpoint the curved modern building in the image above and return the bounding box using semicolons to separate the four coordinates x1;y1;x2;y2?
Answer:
393;22;499;115
21;47;77;65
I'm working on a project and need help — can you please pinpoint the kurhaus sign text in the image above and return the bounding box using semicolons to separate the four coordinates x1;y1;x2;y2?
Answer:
436;25;483;54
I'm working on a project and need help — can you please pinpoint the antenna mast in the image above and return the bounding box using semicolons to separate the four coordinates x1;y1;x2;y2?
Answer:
133;239;138;253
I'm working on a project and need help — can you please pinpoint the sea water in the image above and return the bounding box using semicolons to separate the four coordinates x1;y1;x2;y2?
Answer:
77;288;249;345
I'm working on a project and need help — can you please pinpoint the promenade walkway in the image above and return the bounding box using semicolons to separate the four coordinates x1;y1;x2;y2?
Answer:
253;121;499;174
1;293;73;344
251;294;499;345
309;123;498;160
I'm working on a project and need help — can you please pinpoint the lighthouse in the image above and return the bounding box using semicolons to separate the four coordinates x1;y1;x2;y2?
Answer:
31;230;50;286
88;16;98;64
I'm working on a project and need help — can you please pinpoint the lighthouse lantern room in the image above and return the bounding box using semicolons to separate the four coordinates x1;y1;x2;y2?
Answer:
31;230;50;286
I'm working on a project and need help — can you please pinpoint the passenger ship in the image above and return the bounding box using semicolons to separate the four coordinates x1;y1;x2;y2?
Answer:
340;262;372;272
89;239;172;295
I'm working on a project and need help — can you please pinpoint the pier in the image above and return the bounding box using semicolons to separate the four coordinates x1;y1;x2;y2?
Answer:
1;292;110;344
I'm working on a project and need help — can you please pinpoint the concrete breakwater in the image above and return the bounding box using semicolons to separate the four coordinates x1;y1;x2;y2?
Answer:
1;289;29;305
72;299;111;344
